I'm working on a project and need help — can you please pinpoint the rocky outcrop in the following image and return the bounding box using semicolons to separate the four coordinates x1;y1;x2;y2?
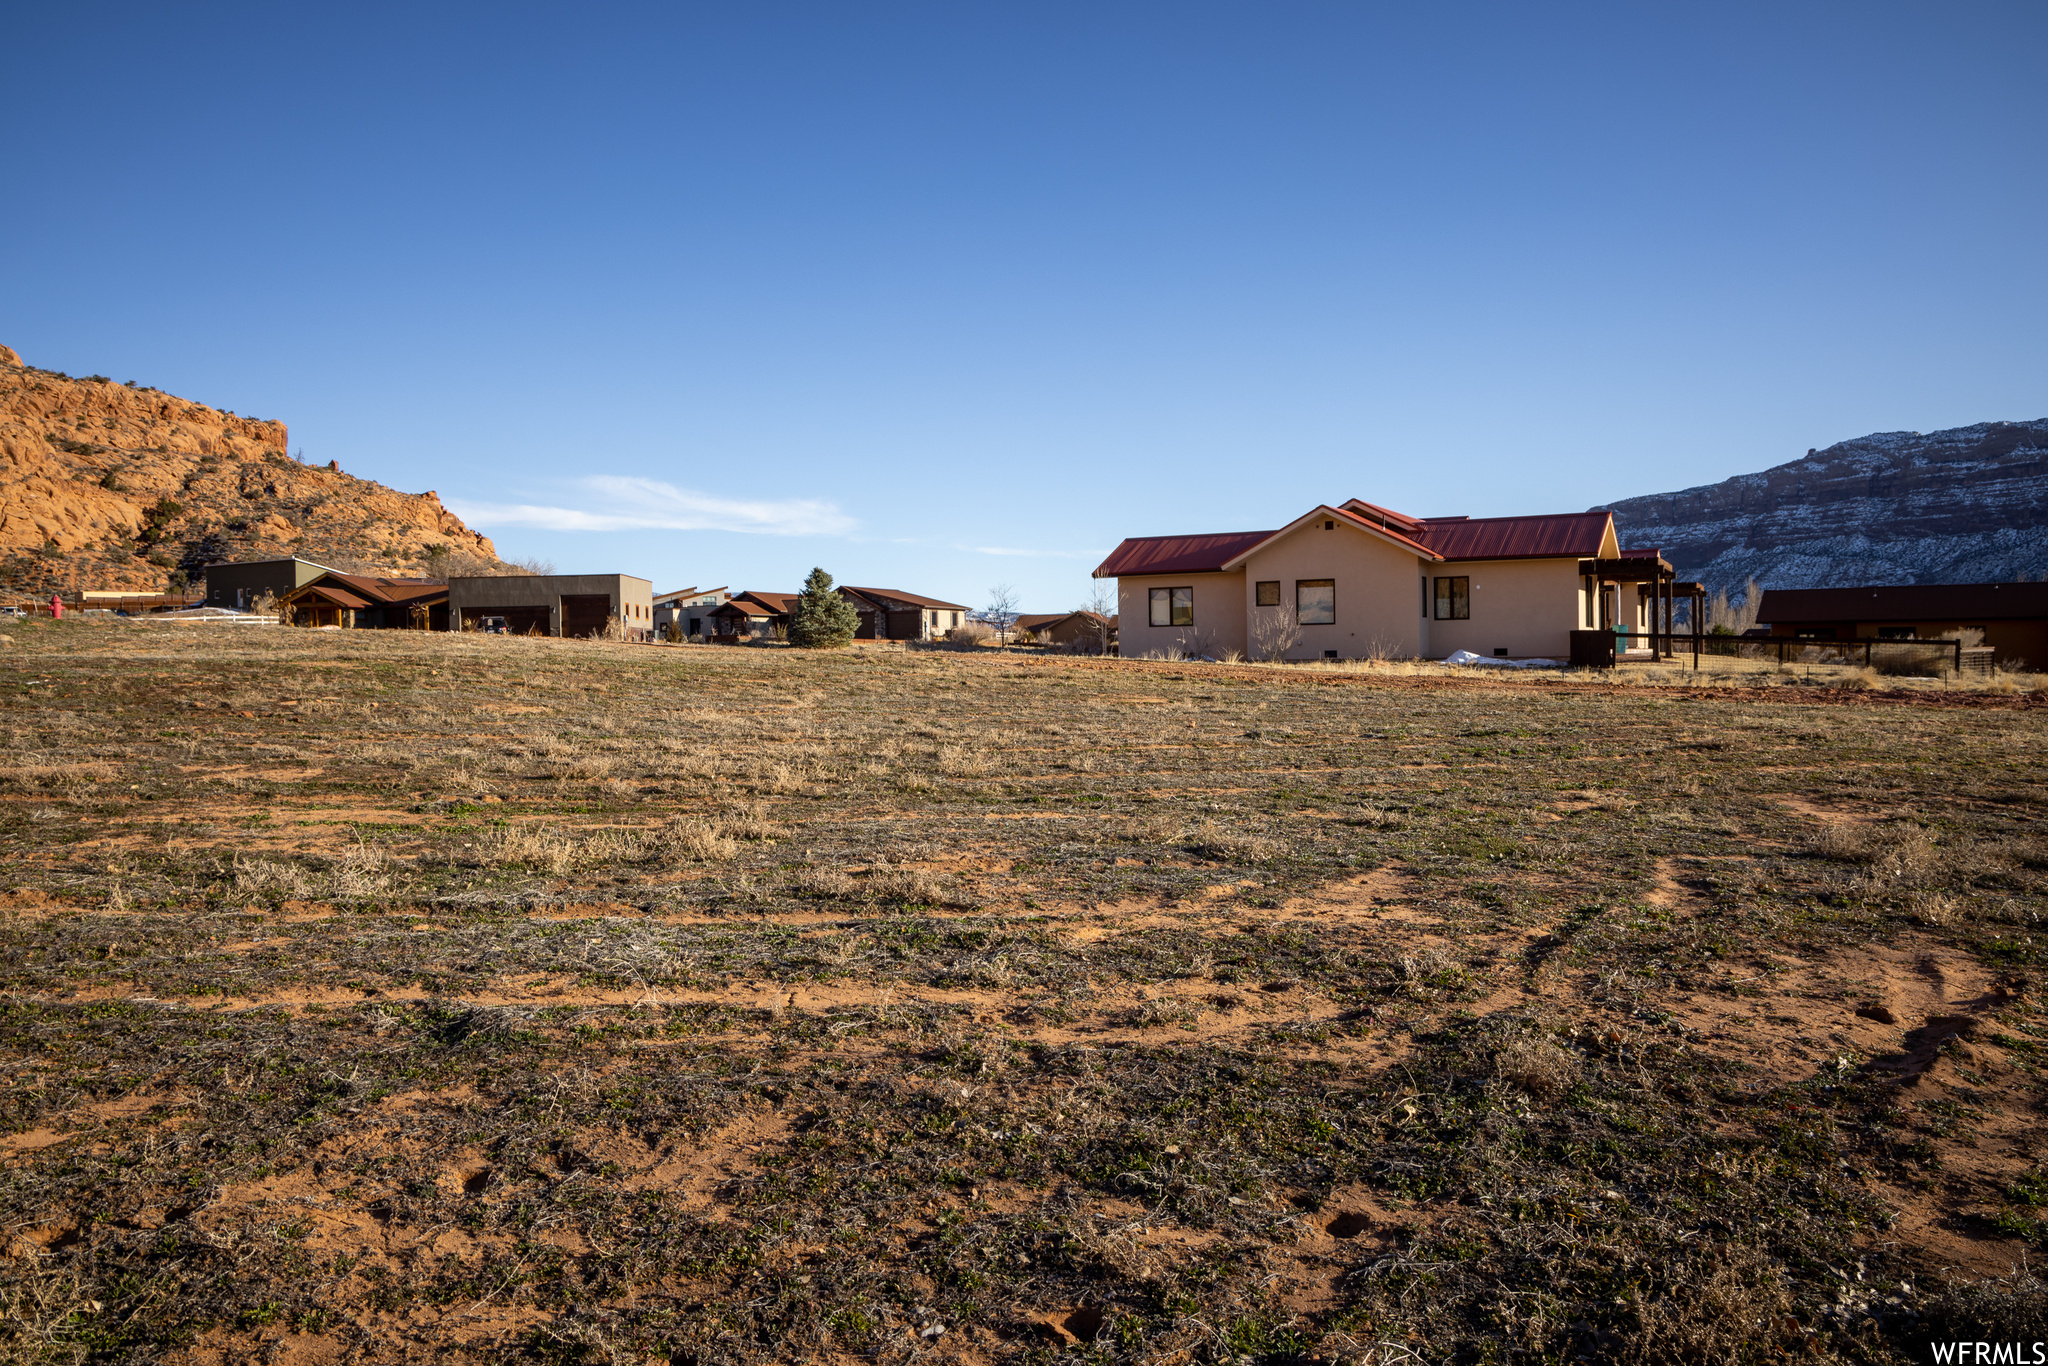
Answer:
1595;420;2048;591
0;345;505;594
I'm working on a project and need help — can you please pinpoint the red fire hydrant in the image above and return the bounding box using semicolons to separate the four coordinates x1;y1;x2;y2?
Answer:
49;594;62;619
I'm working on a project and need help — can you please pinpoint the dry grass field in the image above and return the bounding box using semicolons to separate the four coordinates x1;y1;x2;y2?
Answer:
1;622;2044;1365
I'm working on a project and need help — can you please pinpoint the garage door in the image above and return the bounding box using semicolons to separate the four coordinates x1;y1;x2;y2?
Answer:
561;594;613;639
463;605;551;636
886;609;922;640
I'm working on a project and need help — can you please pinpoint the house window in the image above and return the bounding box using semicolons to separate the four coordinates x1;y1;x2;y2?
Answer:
1422;578;1429;617
1255;581;1280;607
1149;587;1192;627
1297;579;1335;625
1433;576;1469;620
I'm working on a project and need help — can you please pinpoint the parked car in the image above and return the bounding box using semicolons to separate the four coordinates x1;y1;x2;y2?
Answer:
481;615;509;635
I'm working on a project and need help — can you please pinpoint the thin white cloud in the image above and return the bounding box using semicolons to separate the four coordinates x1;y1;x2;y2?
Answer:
969;545;1098;559
447;476;854;537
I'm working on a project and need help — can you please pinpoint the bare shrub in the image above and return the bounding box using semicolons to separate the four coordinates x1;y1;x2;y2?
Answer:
789;866;857;899
1907;890;1964;926
1186;818;1281;864
1495;1033;1577;1097
329;844;393;897
234;857;315;899
1249;608;1301;662
478;824;638;873
641;816;737;862
1605;1242;1796;1364
943;620;992;649
935;744;989;776
852;865;977;908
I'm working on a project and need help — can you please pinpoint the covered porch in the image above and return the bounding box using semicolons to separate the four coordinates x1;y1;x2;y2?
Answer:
1574;556;1708;667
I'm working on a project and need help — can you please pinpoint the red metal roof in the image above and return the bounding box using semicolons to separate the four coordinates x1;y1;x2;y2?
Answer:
1410;512;1612;561
1337;499;1427;534
1092;530;1274;578
1325;507;1439;557
1758;582;2048;624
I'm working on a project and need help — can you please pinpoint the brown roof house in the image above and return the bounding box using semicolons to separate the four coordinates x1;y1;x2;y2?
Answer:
281;571;448;630
838;587;970;641
709;591;798;641
1016;610;1115;653
1757;582;2046;668
1096;497;1667;661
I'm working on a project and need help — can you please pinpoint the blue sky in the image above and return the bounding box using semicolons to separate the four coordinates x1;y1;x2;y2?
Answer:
4;2;2044;610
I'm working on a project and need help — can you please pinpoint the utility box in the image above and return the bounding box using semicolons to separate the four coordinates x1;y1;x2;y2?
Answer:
1569;629;1617;669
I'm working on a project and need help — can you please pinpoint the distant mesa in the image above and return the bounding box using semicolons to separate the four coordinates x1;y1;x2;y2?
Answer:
0;342;512;596
1595;419;2048;592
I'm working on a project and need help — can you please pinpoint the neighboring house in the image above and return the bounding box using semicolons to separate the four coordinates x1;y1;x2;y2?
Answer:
653;586;731;638
1017;610;1114;652
282;571;448;629
838;587;971;641
1757;582;2046;668
709;591;798;641
447;574;655;639
203;556;333;610
1095;499;1672;661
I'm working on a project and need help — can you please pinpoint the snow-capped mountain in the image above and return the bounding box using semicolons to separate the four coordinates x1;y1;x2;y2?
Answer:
1593;420;2048;590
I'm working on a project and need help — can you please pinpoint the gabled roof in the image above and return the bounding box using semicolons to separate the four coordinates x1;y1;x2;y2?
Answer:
1092;530;1274;578
1410;511;1614;561
1218;506;1442;570
839;586;970;612
1757;582;2048;624
1097;499;1618;577
285;571;446;609
294;584;372;610
1017;610;1109;633
717;591;798;616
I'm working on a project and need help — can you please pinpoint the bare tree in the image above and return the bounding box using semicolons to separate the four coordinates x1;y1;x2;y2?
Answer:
1707;577;1763;635
1079;580;1117;654
984;583;1020;644
1249;607;1302;662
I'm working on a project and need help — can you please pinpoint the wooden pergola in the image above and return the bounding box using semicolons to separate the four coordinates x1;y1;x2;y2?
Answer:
1576;556;1707;664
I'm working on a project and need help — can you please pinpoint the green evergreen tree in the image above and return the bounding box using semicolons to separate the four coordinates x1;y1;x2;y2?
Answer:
788;567;859;648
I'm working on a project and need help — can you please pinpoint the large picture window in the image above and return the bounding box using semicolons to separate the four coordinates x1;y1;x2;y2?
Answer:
1255;580;1280;607
1149;587;1193;627
1297;579;1335;625
1434;576;1470;620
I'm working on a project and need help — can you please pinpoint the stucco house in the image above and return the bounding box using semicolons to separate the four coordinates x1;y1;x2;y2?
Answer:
1096;498;1672;662
653;586;731;638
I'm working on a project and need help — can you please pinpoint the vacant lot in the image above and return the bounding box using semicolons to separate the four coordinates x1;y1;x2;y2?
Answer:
1;622;2044;1364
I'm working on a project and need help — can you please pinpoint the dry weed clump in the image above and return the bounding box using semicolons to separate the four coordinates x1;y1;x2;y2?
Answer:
1186;818;1283;864
232;856;314;900
1493;1031;1579;1097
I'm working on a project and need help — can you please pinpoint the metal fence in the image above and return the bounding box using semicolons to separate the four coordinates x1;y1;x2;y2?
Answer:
1616;631;1988;674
